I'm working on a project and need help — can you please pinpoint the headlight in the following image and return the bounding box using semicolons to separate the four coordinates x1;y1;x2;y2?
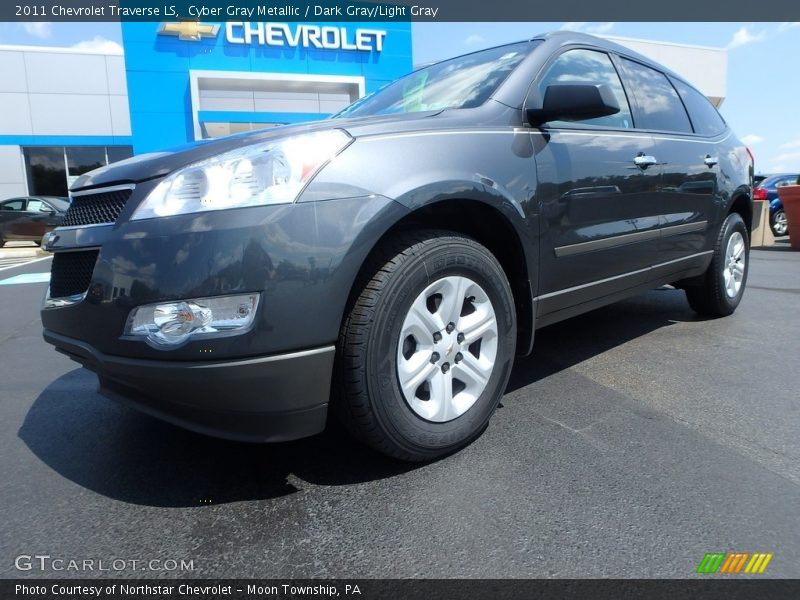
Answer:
131;129;352;220
123;293;259;349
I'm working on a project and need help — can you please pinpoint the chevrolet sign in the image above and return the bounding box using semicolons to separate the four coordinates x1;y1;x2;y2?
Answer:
225;22;386;52
157;22;220;41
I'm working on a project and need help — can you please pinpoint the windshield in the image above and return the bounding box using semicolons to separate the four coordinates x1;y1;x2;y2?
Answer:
46;197;70;211
335;42;535;119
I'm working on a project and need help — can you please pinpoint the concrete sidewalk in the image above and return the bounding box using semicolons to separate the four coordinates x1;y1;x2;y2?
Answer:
0;242;49;269
0;241;48;259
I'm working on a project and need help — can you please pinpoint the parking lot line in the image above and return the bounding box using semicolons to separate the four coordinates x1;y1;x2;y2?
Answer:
0;255;51;272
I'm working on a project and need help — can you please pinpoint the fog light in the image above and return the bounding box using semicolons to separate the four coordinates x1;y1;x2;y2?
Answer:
124;293;259;349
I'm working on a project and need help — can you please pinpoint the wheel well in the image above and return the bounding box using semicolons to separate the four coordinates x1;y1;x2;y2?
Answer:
356;199;533;355
729;194;753;233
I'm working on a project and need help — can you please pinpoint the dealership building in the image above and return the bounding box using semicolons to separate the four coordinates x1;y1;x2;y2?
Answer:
0;24;726;198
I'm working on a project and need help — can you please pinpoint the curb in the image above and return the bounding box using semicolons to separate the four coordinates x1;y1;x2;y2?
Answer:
0;248;39;259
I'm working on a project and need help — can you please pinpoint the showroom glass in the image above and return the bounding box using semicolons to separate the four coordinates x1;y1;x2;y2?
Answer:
619;58;692;133
106;146;134;163
670;77;727;136
67;147;105;178
22;146;134;196
335;42;536;118
537;49;633;129
23;147;67;196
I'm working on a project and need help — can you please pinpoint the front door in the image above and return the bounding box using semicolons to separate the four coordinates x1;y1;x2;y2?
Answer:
531;48;663;314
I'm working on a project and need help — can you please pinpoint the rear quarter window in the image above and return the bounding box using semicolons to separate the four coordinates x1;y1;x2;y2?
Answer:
670;77;727;136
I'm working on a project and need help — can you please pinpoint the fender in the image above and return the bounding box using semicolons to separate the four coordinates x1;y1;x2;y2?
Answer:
302;131;540;355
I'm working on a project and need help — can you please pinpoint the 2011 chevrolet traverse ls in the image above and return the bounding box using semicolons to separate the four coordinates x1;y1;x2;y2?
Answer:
41;32;753;461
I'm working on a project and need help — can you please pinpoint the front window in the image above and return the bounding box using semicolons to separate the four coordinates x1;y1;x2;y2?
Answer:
335;42;536;119
537;49;633;129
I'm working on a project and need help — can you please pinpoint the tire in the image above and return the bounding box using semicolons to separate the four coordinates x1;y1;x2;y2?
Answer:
685;212;749;317
770;208;788;237
334;230;516;462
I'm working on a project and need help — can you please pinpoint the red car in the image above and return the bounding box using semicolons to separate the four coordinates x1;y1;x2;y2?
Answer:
0;196;69;247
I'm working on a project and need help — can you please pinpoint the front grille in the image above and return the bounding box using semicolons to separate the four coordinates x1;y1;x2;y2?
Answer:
62;188;133;227
49;250;100;298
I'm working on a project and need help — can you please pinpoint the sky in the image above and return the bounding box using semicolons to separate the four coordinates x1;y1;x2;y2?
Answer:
1;21;798;174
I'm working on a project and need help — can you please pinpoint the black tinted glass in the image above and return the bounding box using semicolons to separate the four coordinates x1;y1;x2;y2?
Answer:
107;146;134;164
670;77;726;136
66;147;106;177
23;147;68;196
538;49;633;129
1;199;25;211
336;42;535;118
620;59;692;133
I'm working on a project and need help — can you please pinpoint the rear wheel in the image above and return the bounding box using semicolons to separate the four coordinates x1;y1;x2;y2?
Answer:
334;230;516;461
685;212;749;317
771;208;788;237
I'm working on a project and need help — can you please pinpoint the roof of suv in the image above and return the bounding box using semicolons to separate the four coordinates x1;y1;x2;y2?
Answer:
531;31;690;83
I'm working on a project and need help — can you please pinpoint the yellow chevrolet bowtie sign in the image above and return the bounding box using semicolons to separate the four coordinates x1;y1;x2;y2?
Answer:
157;22;220;41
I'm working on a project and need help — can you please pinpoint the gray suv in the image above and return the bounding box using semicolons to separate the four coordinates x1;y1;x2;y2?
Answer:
41;32;753;461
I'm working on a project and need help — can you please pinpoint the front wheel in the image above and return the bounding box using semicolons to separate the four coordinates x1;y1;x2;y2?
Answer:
771;208;788;237
334;230;516;461
685;212;749;317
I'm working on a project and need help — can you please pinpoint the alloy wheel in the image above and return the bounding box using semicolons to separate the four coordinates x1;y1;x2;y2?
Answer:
723;231;746;298
396;276;498;422
773;210;788;236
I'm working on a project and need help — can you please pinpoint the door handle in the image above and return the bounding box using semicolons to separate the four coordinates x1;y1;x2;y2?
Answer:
703;154;719;167
634;154;658;168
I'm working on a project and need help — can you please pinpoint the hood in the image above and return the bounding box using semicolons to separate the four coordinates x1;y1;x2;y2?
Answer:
69;111;446;191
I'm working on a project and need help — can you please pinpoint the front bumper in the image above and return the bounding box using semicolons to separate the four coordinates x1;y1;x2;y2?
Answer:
44;330;334;442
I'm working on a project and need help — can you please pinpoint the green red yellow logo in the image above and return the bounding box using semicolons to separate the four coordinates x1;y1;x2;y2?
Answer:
697;552;773;574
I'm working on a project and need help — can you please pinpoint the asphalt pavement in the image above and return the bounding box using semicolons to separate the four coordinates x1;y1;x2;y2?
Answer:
0;243;798;579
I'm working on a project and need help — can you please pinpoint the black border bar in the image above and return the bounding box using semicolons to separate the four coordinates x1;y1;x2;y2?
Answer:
5;579;800;600
2;0;800;22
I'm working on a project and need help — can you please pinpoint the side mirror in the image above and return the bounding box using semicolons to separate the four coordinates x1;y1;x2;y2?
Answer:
526;83;620;126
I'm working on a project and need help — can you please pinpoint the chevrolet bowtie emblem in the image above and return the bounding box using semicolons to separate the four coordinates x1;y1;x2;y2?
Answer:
157;21;220;42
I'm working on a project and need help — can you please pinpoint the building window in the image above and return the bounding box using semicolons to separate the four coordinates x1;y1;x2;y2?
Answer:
200;122;282;139
22;145;133;196
23;147;68;196
106;146;133;164
66;147;106;187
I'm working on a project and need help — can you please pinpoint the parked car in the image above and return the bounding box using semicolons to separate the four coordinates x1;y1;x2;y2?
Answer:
0;196;69;247
753;173;798;236
40;32;753;461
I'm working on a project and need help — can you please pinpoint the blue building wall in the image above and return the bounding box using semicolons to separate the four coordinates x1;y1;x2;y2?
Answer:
121;22;413;154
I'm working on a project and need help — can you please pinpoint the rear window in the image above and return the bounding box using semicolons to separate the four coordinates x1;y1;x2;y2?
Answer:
670;77;727;136
618;58;692;133
46;197;70;211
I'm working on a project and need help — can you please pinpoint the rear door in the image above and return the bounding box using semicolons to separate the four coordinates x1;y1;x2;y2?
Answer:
616;58;719;263
0;198;28;241
531;48;662;313
23;198;60;239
